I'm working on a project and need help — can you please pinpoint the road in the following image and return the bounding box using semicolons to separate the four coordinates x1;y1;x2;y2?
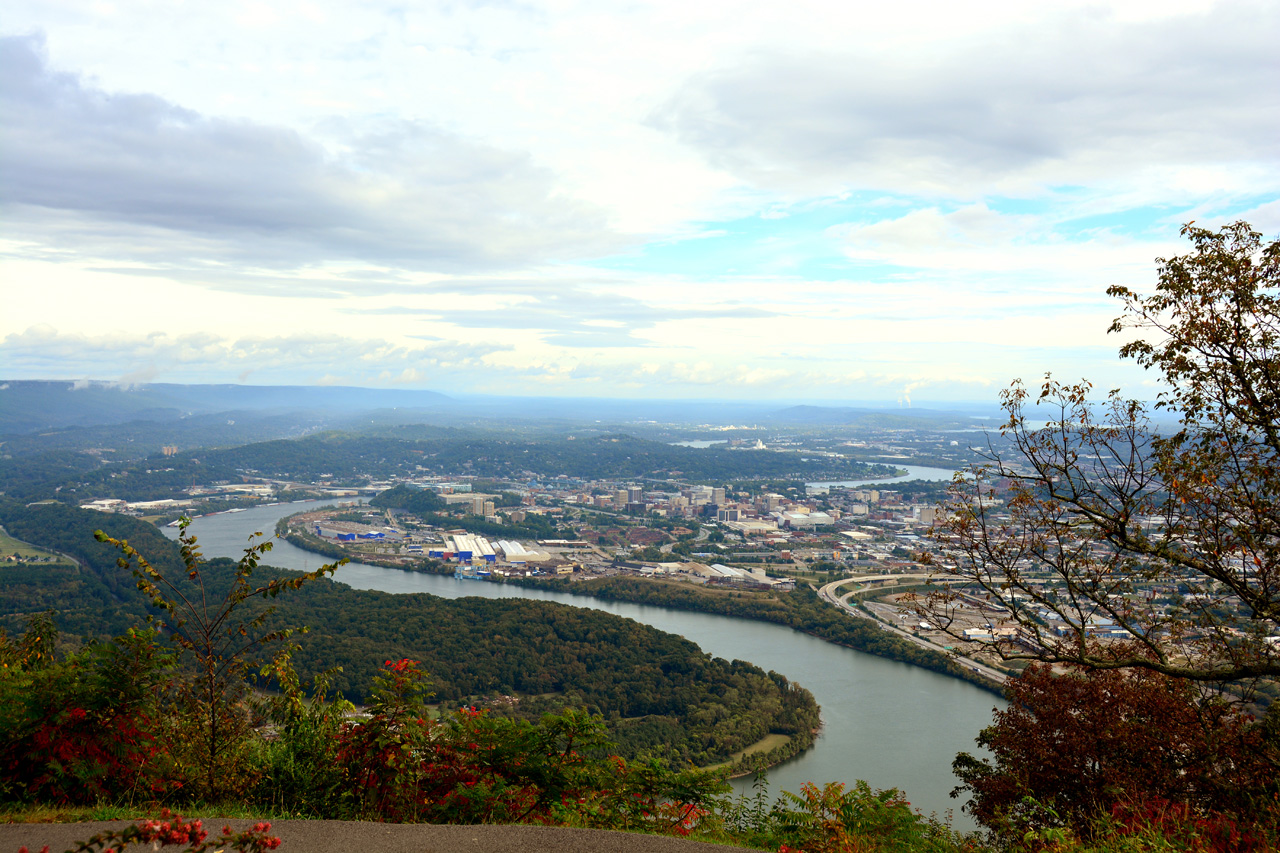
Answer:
659;526;710;555
0;523;84;574
0;820;755;853
817;575;1008;685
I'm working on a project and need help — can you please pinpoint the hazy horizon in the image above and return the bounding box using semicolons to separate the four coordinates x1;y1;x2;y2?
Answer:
0;376;1017;412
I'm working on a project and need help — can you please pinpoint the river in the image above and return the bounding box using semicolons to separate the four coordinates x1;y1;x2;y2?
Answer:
807;464;959;489
166;495;998;829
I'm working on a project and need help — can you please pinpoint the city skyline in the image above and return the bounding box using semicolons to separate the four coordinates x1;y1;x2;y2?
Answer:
3;0;1277;401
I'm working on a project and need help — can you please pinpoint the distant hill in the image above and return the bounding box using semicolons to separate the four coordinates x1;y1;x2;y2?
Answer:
2;378;1011;438
769;404;991;428
0;380;454;434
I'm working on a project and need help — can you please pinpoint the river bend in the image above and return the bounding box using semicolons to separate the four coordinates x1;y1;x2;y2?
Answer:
165;494;999;828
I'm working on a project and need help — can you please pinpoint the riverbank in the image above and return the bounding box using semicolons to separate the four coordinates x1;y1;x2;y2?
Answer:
511;576;1004;697
263;512;817;776
274;510;456;575
273;513;1002;699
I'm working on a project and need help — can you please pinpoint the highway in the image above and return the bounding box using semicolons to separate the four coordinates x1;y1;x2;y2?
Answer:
818;575;1008;685
659;525;711;554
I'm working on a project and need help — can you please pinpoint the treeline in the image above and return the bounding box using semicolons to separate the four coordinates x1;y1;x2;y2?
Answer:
0;429;898;505
514;577;1003;695
0;408;341;461
0;500;817;769
281;530;349;561
0;499;181;638
368;484;446;513
0;450;106;503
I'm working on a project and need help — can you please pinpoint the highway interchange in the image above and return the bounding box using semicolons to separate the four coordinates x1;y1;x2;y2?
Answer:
818;575;1009;685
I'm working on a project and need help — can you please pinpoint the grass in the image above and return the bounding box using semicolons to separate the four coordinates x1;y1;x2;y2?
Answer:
704;733;792;773
0;803;155;824
0;802;323;824
0;530;74;565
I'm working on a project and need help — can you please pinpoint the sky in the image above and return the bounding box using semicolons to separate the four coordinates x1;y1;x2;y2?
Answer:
2;0;1277;404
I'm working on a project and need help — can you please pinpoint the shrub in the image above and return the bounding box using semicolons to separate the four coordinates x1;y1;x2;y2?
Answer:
248;645;352;816
333;658;726;829
772;781;970;853
0;615;176;804
715;778;973;853
18;809;281;853
954;663;1280;843
95;520;342;800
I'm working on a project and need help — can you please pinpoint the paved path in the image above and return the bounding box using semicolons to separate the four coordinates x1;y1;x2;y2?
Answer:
1;820;758;853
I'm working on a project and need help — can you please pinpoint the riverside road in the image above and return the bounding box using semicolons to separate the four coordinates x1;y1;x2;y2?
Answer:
818;576;1008;685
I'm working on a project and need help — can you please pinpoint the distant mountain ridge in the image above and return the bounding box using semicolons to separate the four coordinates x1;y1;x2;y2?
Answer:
1;379;1004;437
770;404;989;428
0;380;455;434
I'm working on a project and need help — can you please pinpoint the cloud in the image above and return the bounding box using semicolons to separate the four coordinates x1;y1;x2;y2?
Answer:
116;366;160;389
353;283;775;347
2;314;1156;400
840;203;1029;256
651;4;1279;196
3;4;1269;404
0;33;617;278
1233;199;1280;234
512;357;950;396
0;325;511;387
831;203;1182;288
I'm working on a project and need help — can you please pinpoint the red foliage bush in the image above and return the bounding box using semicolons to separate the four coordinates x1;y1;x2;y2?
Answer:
1;620;176;804
954;662;1279;840
1107;796;1280;853
18;809;282;853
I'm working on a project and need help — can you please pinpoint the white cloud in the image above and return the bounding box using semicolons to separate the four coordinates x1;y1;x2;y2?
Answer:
652;3;1279;198
2;320;1146;401
836;205;1178;281
0;326;510;388
1232;200;1280;235
1;34;617;275
1;0;1274;401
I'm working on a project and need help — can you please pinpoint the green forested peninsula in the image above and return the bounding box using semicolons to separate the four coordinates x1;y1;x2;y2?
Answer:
0;500;178;639
268;584;818;769
0;500;818;770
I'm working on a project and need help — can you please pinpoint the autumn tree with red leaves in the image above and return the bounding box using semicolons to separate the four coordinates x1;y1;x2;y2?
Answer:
953;658;1279;838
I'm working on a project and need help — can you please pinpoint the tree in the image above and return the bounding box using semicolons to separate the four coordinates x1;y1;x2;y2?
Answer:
953;658;1278;840
0;614;178;803
95;520;343;799
920;222;1280;683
